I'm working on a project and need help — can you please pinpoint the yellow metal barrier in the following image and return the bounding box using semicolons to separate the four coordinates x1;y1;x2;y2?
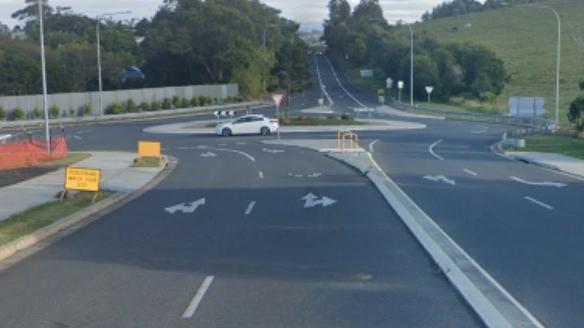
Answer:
337;130;360;152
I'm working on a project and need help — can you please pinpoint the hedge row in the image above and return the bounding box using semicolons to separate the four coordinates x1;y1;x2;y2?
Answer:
0;96;244;121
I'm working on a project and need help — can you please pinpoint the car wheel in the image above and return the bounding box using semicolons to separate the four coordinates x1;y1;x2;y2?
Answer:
260;127;270;136
222;128;232;137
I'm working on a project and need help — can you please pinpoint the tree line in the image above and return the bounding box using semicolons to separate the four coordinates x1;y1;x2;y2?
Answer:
0;0;311;98
324;0;507;102
422;0;539;21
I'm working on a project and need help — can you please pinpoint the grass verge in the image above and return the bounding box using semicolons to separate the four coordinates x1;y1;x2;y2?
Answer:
504;134;584;160
41;153;91;168
132;157;162;168
0;191;112;246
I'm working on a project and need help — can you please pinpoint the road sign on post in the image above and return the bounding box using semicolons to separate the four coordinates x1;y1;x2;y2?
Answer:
398;81;404;103
138;141;161;158
425;86;434;104
271;93;284;140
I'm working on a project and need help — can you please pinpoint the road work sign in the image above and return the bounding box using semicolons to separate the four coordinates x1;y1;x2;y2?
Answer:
65;167;101;192
139;141;161;158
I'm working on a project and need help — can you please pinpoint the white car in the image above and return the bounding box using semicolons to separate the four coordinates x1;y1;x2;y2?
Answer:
215;115;279;136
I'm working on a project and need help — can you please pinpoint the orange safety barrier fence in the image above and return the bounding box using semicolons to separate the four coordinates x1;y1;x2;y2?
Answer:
0;137;68;171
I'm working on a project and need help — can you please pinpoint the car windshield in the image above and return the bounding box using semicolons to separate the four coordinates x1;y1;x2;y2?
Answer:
0;1;582;328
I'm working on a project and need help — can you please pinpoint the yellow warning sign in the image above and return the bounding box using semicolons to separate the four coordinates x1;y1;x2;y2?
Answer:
65;167;101;192
138;141;161;158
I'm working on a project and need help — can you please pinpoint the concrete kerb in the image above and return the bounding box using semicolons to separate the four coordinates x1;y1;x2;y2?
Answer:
263;138;544;328
0;155;177;268
327;151;545;328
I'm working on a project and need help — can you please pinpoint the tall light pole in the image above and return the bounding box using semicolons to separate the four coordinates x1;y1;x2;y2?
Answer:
96;11;131;116
538;5;561;126
38;0;50;153
408;24;414;107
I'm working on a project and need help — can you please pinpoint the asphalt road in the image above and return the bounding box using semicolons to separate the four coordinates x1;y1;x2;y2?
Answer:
0;128;481;327
311;53;584;327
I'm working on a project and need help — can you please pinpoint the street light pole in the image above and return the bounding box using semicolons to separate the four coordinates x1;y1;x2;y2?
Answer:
96;11;131;116
408;24;414;107
38;0;50;153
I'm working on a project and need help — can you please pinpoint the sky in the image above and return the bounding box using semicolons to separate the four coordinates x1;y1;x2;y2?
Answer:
0;0;447;30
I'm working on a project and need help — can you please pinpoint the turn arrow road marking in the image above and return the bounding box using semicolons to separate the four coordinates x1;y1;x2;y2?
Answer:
423;175;456;186
510;176;567;188
165;198;206;214
302;193;337;208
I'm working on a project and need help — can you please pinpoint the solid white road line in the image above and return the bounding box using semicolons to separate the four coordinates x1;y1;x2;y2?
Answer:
258;171;264;179
322;55;367;108
369;139;380;154
182;275;215;319
245;201;256;216
464;169;478;176
314;55;334;107
214;148;256;162
510;176;567;188
524;196;554;211
429;139;445;161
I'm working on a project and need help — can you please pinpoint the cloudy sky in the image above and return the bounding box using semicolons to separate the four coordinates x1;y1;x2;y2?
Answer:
0;0;447;30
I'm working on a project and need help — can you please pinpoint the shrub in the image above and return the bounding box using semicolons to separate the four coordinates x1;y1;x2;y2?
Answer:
0;106;5;120
125;99;137;113
179;97;189;108
32;107;42;119
49;105;61;119
139;102;150;112
190;96;199;107
162;98;172;110
212;97;219;105
108;102;124;115
198;96;207;106
80;103;92;116
11;107;25;121
151;100;161;111
172;95;181;108
68;107;75;117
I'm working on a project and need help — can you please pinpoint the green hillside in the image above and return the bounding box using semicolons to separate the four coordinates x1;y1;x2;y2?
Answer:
415;0;584;124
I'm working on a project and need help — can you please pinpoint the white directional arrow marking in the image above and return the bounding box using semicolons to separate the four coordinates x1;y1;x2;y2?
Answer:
165;198;206;214
307;173;323;178
201;152;217;158
510;176;567;188
302;193;337;208
423;175;456;186
262;148;286;154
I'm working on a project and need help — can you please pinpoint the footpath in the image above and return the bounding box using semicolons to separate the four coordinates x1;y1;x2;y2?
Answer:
0;152;166;221
505;151;584;179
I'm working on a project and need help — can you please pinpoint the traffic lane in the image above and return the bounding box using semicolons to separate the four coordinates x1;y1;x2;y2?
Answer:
0;145;264;327
170;143;482;328
0;141;480;327
371;135;584;327
315;55;363;113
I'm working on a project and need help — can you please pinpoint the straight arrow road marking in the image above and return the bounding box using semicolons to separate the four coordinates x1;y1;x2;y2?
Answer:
182;275;215;319
245;201;256;216
511;176;567;188
470;125;489;134
429;139;445;161
165;198;206;214
424;175;456;186
524;196;554;210
302;193;337;208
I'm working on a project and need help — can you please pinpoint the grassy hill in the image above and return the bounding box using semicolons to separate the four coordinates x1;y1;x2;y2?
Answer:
414;0;584;124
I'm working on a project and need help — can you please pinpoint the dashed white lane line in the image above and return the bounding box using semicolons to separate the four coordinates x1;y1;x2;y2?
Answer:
258;171;264;179
464;169;478;176
369;139;380;154
182;275;215;319
429;139;445;161
524;196;554;211
245;201;256;216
